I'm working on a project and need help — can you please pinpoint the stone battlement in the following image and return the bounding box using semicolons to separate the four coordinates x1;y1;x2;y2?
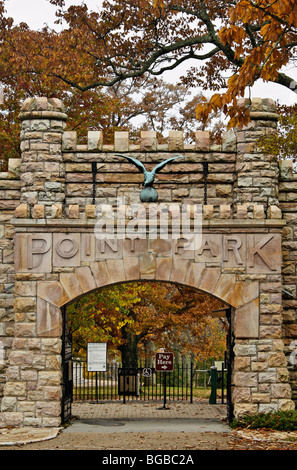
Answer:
13;202;283;222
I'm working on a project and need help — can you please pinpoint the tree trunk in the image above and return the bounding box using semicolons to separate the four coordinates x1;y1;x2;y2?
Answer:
119;326;139;368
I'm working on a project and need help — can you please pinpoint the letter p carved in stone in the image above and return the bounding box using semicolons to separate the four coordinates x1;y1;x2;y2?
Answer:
15;233;52;273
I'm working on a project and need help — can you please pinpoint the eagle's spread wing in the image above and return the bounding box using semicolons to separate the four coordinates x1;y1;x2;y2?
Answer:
116;154;146;173
152;155;184;175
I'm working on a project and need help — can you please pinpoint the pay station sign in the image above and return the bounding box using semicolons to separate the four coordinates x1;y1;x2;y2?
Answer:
87;343;107;372
155;352;174;372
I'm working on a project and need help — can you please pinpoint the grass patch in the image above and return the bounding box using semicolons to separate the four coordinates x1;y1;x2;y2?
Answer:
231;410;297;431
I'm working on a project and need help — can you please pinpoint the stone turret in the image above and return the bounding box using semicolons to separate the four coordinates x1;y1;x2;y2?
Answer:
234;97;280;209
19;97;67;214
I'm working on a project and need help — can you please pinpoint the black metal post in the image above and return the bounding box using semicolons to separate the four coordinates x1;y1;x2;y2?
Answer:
92;162;97;205
163;372;167;409
190;362;193;404
203;162;209;205
221;362;224;404
123;366;126;404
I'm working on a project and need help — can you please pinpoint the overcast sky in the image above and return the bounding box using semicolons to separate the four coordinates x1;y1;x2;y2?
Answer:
4;0;297;106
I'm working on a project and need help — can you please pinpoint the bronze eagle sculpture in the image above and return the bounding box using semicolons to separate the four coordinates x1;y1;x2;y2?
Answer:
116;154;184;201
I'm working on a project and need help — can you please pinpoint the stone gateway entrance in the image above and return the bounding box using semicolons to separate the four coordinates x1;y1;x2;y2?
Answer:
0;96;296;428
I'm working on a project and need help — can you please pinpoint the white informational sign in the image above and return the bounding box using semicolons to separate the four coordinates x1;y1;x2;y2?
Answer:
87;343;107;372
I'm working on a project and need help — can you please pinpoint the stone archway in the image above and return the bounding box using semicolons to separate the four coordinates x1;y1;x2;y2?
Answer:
1;221;292;428
0;96;295;428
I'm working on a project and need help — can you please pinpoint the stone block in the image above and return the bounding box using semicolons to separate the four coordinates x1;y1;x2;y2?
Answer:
213;273;236;302
90;261;111;288
51;203;63;219
14;297;36;313
37;281;69;307
1;397;17;412
234;298;259;338
38;371;61;387
86;205;96;219
75;266;96;292
4;381;27;397
88;130;103;151
123;256;140;281
62;131;77;151
37;298;62;337
184;262;205;288
68;204;80;219
220;205;231;218
8;158;21;179
141;131;157;151
114;131;129;151
14;204;29;218
267;205;282;219
198;267;221;293
169;131;183;151
222;129;236;151
156;257;173;281
60;272;84;300
203;205;213;219
106;259;125;283
195;130;209;151
253;205;265;219
139;253;156;279
170;258;190;283
32;204;45;219
236;204;248;218
279;160;293;180
234;372;258;388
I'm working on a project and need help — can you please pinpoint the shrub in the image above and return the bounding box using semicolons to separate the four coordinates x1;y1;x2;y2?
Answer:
230;410;297;431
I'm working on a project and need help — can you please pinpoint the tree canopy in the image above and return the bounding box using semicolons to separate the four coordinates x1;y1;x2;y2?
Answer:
2;0;294;127
67;282;227;366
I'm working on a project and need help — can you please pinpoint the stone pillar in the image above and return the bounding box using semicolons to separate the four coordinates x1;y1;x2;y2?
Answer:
235;98;279;209
19;97;67;214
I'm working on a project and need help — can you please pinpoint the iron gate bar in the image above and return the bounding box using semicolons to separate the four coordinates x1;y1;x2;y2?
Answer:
61;306;73;423
92;162;97;205
203;162;209;205
71;361;222;404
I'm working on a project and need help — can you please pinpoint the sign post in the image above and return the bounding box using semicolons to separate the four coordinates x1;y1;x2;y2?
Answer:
155;352;174;409
87;343;107;403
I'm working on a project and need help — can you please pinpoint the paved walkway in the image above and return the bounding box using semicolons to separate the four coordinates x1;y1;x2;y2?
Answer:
72;400;227;420
0;400;229;446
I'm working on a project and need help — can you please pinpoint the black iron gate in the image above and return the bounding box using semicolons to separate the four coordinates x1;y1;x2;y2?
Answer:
61;307;73;423
72;361;206;403
226;306;234;422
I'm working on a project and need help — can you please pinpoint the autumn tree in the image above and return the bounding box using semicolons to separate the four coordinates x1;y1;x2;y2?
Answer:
34;0;295;128
0;21;193;168
67;282;227;367
257;103;297;167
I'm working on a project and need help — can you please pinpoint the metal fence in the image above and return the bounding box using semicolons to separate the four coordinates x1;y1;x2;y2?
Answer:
72;361;212;403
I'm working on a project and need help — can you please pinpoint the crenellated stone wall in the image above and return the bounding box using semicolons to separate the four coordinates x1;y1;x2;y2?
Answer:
0;96;296;428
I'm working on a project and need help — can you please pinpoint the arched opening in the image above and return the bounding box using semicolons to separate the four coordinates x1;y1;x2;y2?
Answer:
60;280;234;425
